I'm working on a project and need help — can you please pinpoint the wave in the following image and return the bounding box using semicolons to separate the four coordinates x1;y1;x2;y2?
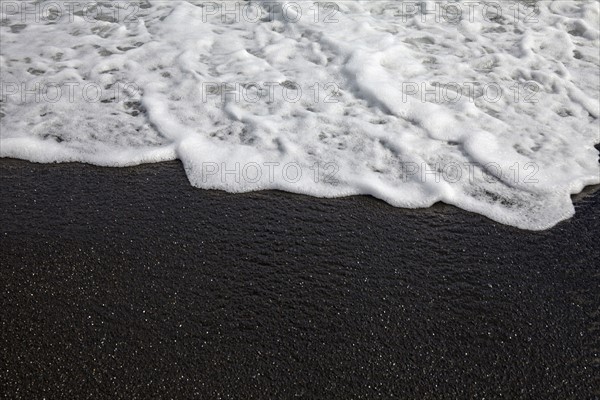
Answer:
1;0;599;230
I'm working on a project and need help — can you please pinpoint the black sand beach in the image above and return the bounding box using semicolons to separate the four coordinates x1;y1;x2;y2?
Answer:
1;158;599;399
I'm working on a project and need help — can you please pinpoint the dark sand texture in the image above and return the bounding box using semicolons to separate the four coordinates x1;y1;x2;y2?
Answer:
1;159;599;399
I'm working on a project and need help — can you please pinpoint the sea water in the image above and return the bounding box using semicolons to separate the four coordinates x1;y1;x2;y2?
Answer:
1;1;598;230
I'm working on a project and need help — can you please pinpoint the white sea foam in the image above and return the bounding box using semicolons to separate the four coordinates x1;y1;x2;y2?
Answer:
1;1;599;230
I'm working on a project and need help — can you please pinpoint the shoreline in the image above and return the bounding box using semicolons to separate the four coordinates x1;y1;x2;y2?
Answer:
1;158;599;398
2;157;599;232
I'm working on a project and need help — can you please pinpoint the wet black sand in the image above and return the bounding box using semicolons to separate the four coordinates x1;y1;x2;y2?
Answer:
1;158;599;399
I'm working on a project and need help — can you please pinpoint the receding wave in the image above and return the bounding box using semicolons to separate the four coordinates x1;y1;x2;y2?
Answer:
1;1;599;230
